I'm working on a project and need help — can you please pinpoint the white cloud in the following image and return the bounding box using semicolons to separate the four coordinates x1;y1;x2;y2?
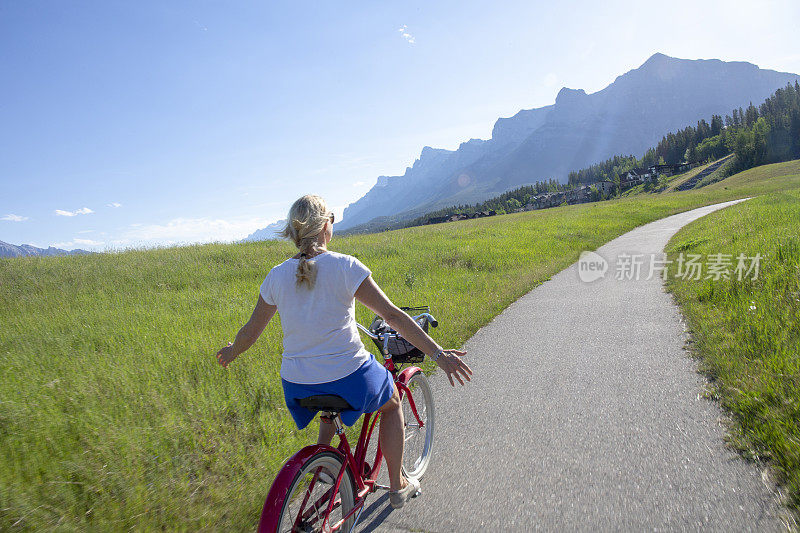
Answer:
117;216;268;247
55;207;94;217
544;72;558;87
107;202;122;208
53;238;104;249
352;181;366;187
1;213;28;222
398;25;416;44
75;238;102;246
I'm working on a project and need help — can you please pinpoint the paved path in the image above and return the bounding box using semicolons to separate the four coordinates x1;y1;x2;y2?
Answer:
355;199;786;532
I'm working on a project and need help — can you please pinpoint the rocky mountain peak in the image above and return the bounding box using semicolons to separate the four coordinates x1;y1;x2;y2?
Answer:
555;87;587;105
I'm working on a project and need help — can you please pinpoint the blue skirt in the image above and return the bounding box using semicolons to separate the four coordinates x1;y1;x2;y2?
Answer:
282;354;395;430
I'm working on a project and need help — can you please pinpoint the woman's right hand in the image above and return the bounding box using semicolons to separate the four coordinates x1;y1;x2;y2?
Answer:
216;342;237;368
434;349;472;386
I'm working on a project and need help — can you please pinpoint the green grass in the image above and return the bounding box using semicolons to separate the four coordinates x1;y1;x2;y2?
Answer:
665;183;800;513
664;160;714;192
619;155;735;198
619;159;718;198
2;159;800;530
694;156;736;188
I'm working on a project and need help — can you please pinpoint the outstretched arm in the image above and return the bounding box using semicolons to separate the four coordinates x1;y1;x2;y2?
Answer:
355;275;472;386
216;295;277;368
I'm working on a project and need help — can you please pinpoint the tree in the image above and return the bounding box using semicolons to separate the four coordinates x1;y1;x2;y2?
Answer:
790;109;800;156
696;119;711;140
744;102;759;128
685;143;698;163
710;115;724;136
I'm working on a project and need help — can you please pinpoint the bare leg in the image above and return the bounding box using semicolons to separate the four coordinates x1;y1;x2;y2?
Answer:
378;385;407;492
317;419;336;445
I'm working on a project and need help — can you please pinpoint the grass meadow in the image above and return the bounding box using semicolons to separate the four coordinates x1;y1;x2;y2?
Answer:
666;183;800;513
1;159;799;530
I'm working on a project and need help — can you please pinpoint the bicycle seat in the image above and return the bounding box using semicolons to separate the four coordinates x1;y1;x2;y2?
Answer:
298;395;353;413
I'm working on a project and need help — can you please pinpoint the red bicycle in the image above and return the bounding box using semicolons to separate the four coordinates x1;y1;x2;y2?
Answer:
258;307;437;533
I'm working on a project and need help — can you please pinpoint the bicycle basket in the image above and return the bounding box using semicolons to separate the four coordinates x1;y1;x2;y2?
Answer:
368;306;431;363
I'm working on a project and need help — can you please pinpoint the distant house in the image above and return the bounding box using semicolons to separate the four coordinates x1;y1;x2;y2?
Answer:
573;186;590;203
426;209;497;225
553;186;591;205
619;167;655;189
596;180;615;194
649;164;677;176
540;193;564;208
619;177;639;190
648;162;693;177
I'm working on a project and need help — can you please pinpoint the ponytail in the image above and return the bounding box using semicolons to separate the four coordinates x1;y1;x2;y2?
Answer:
281;195;330;289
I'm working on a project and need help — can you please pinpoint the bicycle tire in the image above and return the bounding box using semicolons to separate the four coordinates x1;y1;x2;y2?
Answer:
275;451;356;533
401;371;435;479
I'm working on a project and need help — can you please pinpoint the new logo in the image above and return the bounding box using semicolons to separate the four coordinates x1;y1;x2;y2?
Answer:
578;251;608;283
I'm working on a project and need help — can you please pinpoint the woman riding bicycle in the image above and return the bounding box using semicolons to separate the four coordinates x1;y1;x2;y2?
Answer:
215;194;472;509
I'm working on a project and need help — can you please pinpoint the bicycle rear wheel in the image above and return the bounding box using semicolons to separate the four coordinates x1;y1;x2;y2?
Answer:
401;371;434;479
276;451;355;533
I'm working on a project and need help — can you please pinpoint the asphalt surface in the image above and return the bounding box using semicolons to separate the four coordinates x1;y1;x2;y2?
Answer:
354;199;787;532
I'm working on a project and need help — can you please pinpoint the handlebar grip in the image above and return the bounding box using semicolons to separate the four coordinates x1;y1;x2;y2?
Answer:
426;313;438;328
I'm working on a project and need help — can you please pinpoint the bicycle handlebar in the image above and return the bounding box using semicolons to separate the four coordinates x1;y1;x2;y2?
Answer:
356;322;379;340
356;312;438;341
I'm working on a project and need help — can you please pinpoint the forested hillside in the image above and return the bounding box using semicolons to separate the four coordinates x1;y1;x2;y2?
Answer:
569;81;800;186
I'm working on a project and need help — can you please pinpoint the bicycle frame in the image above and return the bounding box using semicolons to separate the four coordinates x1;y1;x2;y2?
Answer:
259;314;431;533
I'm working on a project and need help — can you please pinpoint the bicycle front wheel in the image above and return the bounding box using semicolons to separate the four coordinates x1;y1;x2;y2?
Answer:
401;371;435;479
276;451;356;533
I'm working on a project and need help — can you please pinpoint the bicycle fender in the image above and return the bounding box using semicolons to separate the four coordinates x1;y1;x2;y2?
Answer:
397;366;422;387
257;444;344;533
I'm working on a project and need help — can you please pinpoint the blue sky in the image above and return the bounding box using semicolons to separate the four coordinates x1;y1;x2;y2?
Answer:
2;0;799;250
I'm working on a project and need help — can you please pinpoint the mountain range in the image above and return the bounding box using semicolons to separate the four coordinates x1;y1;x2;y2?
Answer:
332;53;799;233
242;219;286;242
0;240;92;258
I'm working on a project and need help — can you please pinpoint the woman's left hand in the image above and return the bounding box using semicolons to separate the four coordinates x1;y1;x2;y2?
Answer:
216;342;237;368
434;349;472;386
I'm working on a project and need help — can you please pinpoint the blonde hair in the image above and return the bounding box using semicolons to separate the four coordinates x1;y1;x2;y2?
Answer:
281;195;330;289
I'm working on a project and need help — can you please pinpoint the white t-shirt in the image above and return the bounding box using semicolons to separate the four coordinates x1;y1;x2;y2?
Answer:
260;251;373;384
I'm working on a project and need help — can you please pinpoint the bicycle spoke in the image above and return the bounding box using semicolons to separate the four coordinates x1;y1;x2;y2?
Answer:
399;372;434;480
276;455;353;533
